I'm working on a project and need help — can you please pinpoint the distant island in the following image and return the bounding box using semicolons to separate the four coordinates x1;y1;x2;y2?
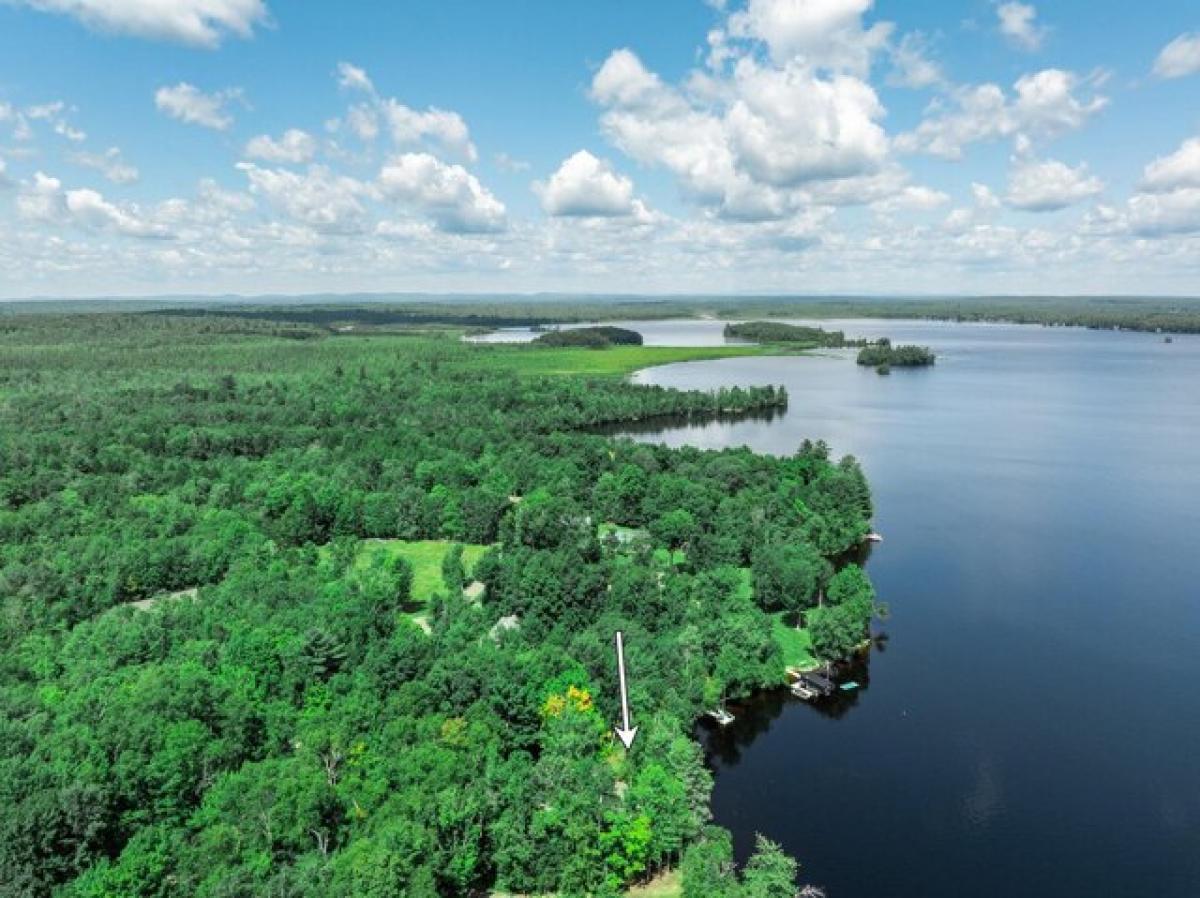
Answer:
856;339;936;371
532;325;644;348
723;320;861;347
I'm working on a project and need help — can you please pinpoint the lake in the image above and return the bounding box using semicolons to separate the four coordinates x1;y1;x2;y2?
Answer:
617;319;1200;898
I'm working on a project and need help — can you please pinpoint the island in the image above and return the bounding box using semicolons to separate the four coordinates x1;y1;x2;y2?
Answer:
856;338;936;370
532;324;644;347
724;319;860;347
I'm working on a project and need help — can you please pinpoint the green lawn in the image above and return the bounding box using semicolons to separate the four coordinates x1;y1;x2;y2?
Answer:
461;342;794;378
773;612;817;671
354;538;489;604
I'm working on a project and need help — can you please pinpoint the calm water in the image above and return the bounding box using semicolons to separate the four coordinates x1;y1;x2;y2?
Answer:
619;319;1200;898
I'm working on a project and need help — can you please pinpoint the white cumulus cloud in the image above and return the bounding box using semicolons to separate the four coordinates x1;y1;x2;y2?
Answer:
1005;158;1102;211
1139;137;1200;193
378;152;505;233
237;162;372;234
1153;33;1200;79
244;129;317;164
896;69;1107;159
155;83;241;130
10;0;269;48
591;42;892;220
725;0;892;74
536;150;637;217
17;170;168;236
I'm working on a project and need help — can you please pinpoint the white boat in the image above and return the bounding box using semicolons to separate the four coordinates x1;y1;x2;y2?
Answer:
866;531;883;543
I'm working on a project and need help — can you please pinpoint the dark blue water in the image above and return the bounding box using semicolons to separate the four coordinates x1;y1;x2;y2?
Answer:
621;320;1200;898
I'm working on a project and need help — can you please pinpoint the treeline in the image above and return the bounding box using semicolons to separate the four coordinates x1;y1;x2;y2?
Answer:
533;325;644;348
724;320;861;347
0;314;875;897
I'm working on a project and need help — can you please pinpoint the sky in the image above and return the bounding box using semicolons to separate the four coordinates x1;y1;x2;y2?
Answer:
0;0;1198;299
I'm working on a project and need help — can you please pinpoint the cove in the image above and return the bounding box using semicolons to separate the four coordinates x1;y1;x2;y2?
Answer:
616;319;1200;898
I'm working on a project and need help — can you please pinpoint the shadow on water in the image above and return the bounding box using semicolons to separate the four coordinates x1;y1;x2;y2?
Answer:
591;405;785;437
698;649;876;766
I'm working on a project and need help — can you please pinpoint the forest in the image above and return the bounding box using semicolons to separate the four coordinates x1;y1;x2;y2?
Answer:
5;294;1198;336
0;311;878;898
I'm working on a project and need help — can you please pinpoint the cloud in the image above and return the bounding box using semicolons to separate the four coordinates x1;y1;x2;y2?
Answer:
495;152;531;173
155;83;241;130
64;187;170;237
887;31;944;89
1140;137;1200;193
345;104;379;141
379;99;476;162
0;157;9;188
996;2;1046;52
17;170;168;236
244;129;317;164
378;152;505;233
724;0;892;75
872;184;950;214
9;0;269;48
896;69;1107;159
1005;158;1102;211
1153;34;1200;80
237;162;372;234
1126;189;1200;237
1108;137;1200;237
336;62;374;93
67;146;139;184
591;42;891;220
536;150;638;217
331;63;476;160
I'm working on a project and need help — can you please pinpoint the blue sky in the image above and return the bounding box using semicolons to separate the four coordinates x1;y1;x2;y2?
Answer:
1;0;1198;298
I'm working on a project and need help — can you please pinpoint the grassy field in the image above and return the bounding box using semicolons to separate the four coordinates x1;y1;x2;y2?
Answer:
626;870;682;897
354;538;489;604
460;342;799;378
773;612;817;671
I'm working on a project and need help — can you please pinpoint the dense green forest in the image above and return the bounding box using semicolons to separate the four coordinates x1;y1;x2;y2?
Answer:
855;341;936;368
0;313;877;898
533;326;644;348
5;294;1198;336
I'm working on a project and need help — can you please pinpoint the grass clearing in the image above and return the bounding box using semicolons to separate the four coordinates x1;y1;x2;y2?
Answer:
773;612;817;671
354;538;489;605
733;567;818;671
462;343;793;378
626;869;682;898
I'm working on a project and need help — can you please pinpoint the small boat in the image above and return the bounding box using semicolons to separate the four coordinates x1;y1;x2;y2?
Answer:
866;532;883;543
840;681;860;691
790;681;817;700
707;708;736;726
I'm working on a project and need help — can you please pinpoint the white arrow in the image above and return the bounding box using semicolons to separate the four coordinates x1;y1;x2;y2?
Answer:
613;630;638;749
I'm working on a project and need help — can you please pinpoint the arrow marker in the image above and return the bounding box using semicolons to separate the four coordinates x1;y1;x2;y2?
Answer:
613;630;638;749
